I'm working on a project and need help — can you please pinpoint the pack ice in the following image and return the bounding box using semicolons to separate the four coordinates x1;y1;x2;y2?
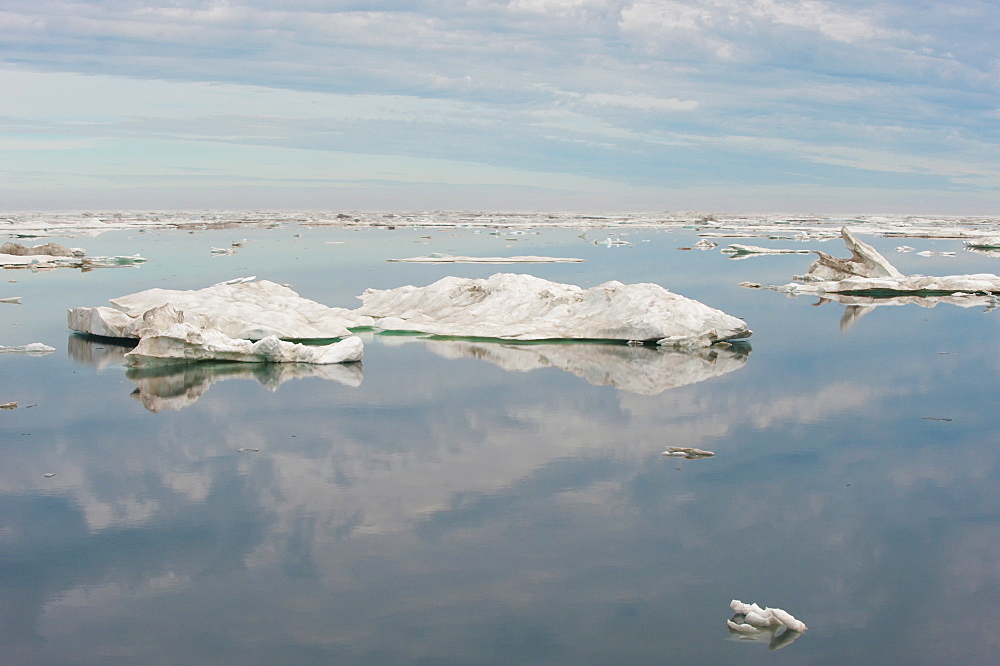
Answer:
357;273;751;346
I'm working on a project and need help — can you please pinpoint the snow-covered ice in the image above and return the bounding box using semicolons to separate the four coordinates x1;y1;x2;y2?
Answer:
69;280;374;340
123;323;364;367
357;273;751;346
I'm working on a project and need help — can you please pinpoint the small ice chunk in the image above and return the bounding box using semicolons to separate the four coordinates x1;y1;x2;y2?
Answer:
0;342;56;354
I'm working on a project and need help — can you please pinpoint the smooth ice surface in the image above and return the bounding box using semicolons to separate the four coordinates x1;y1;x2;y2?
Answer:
69;279;374;340
123;323;364;367
358;273;751;346
750;227;1000;297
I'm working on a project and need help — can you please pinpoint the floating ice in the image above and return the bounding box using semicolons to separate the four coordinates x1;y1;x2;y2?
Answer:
0;342;56;355
728;599;807;633
123;323;364;367
721;244;811;258
964;237;1000;249
69;279;374;340
357;273;750;346
1;241;83;257
388;254;584;263
747;228;1000;297
662;446;714;458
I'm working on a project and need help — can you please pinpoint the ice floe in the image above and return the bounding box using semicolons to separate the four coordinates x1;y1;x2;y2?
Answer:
69;279;374;340
727;599;807;650
728;599;807;633
662;446;715;458
421;338;749;394
1;240;146;270
744;227;1000;298
0;342;56;355
720;244;812;258
356;273;751;346
965;236;1000;249
123;323;364;367
388;253;584;263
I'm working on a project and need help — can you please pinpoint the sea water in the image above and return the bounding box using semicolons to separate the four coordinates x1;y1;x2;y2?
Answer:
1;223;998;663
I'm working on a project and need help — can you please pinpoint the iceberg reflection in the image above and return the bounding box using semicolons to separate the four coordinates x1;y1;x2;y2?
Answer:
423;340;750;395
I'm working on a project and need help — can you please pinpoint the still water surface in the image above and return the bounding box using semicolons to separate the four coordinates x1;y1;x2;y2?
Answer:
2;225;998;663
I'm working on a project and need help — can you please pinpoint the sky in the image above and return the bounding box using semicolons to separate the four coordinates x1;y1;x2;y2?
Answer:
1;1;998;214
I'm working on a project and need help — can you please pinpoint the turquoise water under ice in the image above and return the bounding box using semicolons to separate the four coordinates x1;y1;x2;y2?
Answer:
2;224;998;664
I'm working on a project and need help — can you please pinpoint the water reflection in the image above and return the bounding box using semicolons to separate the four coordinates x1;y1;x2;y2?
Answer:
422;339;750;395
805;294;1000;331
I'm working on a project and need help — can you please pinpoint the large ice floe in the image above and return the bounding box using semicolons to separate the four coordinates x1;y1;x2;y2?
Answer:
743;227;1000;299
356;273;751;346
68;274;749;368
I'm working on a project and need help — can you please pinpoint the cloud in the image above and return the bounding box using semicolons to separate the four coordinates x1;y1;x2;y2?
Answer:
0;1;998;211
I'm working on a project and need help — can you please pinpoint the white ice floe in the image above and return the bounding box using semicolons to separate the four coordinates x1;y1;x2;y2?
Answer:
746;228;1000;297
662;446;714;458
69;279;374;340
728;599;808;634
1;241;84;257
720;244;811;258
123;323;364;367
388;254;584;263
0;342;56;354
356;273;750;346
422;338;748;394
964;236;1000;249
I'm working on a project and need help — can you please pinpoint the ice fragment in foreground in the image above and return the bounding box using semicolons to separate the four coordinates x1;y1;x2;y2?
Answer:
357;273;750;346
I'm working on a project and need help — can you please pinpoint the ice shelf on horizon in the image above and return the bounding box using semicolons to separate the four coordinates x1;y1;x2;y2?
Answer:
356;273;751;346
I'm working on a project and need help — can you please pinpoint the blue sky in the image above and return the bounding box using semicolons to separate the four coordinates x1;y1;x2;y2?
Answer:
1;1;998;213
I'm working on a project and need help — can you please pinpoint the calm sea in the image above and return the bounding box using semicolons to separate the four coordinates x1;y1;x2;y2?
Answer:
2;223;998;664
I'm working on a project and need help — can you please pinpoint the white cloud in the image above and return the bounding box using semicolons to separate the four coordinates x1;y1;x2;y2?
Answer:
583;92;699;111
